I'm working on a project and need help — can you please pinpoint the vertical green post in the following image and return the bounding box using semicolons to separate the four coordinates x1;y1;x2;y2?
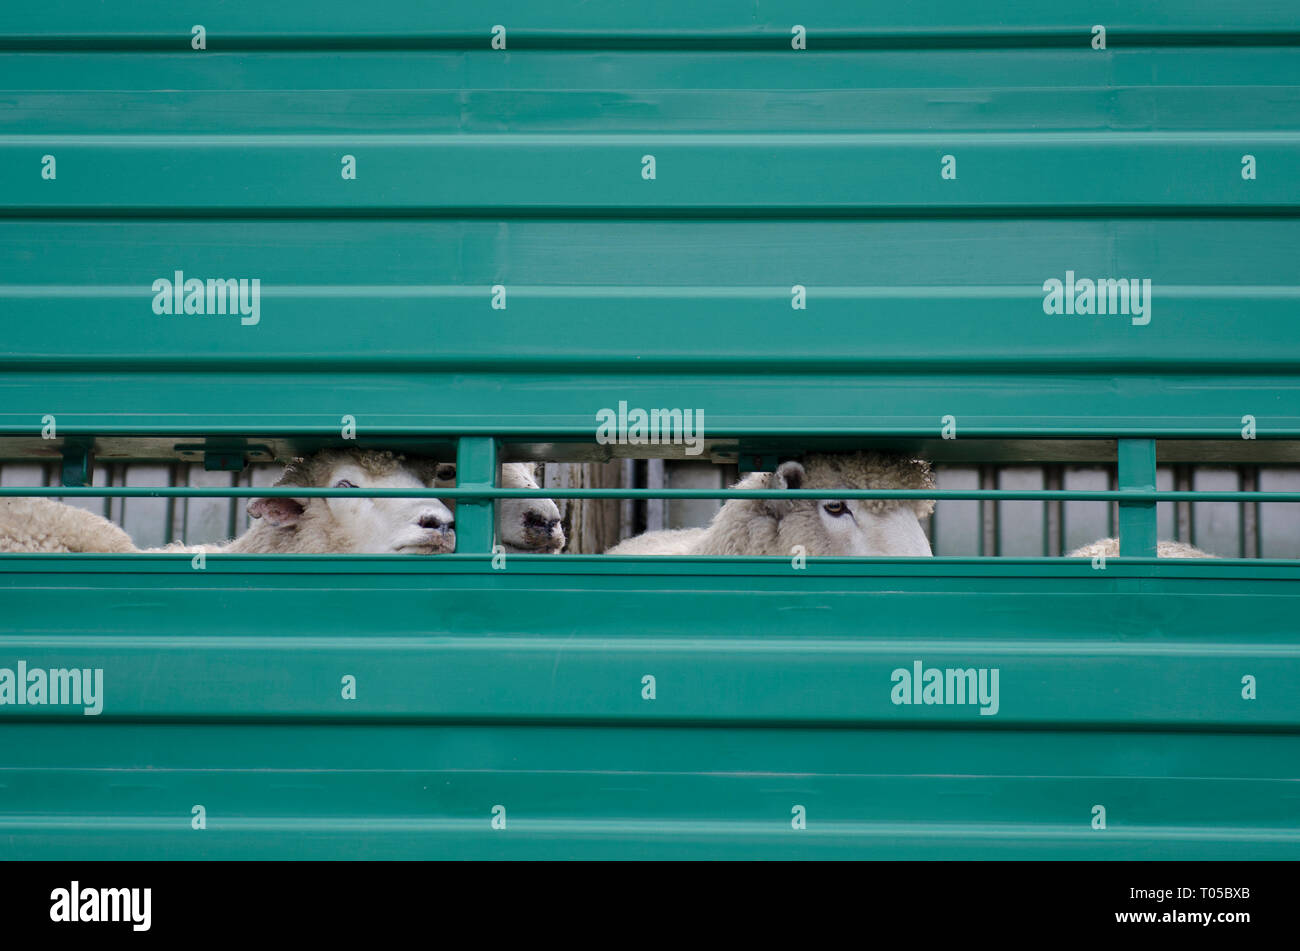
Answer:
455;437;498;554
1117;439;1157;557
60;438;93;487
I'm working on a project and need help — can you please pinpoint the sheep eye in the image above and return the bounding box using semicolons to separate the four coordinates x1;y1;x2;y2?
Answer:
334;479;357;489
823;501;848;516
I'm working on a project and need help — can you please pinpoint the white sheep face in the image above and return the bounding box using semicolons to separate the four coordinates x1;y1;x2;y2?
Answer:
322;460;456;554
603;454;937;558
248;457;456;555
497;464;565;553
813;499;932;556
433;462;566;554
763;459;934;558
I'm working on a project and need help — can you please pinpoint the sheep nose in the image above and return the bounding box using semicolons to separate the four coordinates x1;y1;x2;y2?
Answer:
419;512;453;531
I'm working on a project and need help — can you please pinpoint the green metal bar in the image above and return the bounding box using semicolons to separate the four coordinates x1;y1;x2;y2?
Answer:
3;135;1299;214
59;437;92;487
5;425;1300;438
163;460;178;545
454;436;497;554
1107;468;1118;539
1252;466;1265;558
1048;465;1065;556
4;486;1300;502
9;295;1300;370
977;465;992;558
1118;439;1158;556
0;555;1283;573
225;469;240;543
8;1;1300;46
1238;465;1248;557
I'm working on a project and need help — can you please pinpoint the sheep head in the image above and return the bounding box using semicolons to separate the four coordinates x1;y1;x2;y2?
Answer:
720;452;935;557
433;461;565;554
245;449;456;554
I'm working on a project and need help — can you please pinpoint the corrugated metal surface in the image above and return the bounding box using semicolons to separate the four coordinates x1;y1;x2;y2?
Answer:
2;2;1300;858
4;557;1300;858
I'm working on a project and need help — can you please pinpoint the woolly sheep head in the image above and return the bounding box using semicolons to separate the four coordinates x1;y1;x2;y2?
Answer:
248;449;456;554
733;452;935;557
433;461;565;554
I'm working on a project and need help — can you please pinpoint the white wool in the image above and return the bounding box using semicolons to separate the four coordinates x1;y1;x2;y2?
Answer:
605;452;935;557
0;498;135;553
1;449;457;555
1068;537;1217;558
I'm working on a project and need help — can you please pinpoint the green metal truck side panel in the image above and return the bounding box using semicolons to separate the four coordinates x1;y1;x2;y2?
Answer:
3;557;1300;725
1;2;1298;858
4;557;1300;857
3;214;1300;437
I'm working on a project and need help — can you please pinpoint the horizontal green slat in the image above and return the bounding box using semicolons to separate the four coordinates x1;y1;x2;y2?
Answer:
1;565;1296;724
13;49;1299;94
15;772;1297;827
3;371;1297;436
3;214;1296;441
0;640;1291;726
5;555;1299;576
4;218;1297;369
5;49;1299;134
3;726;1297;859
6;296;1300;367
6;219;1294;284
7;826;1294;860
5;722;1290;772
5;2;1299;45
3;135;1297;211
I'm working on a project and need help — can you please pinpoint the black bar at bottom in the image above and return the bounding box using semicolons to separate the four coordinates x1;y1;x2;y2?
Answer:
0;860;1285;940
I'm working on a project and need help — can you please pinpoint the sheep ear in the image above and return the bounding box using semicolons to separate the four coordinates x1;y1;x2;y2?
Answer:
772;461;804;491
248;496;306;527
762;461;806;517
